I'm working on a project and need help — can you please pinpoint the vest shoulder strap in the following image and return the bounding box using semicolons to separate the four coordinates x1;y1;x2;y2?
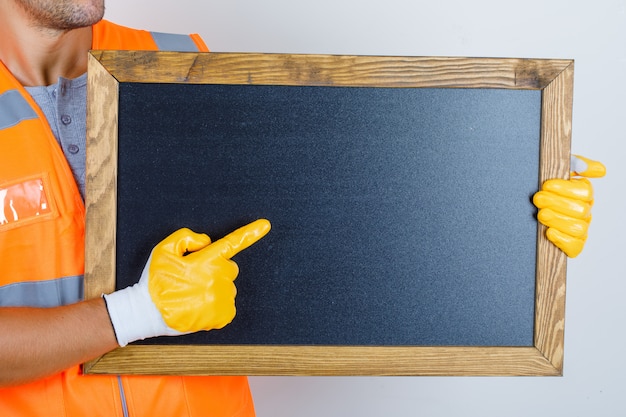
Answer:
92;19;209;52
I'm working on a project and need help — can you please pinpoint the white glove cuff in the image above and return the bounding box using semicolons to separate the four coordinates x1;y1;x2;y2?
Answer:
103;282;181;347
571;155;588;175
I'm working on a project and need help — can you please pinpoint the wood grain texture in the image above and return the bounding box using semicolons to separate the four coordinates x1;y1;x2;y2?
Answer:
90;50;571;89
83;54;121;373
84;53;119;300
86;345;561;376
84;52;573;376
533;62;574;373
83;54;120;373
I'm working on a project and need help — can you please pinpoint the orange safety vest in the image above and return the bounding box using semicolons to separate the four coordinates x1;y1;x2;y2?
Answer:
0;20;254;417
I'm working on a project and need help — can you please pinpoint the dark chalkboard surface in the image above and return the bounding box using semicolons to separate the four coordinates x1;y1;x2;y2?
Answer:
116;83;540;347
85;51;572;376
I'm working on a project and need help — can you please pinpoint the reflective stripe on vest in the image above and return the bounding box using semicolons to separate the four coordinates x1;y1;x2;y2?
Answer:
150;31;200;51
0;89;38;129
0;275;83;307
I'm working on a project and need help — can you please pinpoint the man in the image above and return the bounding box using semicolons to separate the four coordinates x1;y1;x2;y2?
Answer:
0;0;605;415
0;0;268;416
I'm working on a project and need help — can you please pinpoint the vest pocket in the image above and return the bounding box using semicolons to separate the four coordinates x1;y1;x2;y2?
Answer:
0;172;58;231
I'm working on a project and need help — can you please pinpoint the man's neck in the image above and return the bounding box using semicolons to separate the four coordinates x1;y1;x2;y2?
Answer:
0;3;92;87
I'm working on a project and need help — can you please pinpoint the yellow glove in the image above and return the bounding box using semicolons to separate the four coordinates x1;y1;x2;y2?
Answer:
533;155;605;258
149;219;271;332
104;219;271;346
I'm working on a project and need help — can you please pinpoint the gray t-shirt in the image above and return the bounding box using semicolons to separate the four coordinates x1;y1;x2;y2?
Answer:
25;74;87;200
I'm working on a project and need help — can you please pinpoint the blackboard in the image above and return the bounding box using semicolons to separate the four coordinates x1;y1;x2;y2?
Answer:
84;51;573;376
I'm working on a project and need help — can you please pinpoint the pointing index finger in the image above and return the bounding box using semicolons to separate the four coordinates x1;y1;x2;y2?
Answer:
210;219;271;259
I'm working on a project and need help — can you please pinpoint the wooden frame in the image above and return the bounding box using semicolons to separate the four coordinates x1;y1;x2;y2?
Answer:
84;51;572;376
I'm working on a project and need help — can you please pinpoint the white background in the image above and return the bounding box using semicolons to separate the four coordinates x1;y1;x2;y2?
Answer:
104;1;625;415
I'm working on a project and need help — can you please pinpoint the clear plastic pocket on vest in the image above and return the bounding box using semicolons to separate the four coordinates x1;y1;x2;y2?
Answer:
0;174;58;231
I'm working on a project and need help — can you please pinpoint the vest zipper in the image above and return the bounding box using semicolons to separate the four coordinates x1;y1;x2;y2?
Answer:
117;376;130;417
